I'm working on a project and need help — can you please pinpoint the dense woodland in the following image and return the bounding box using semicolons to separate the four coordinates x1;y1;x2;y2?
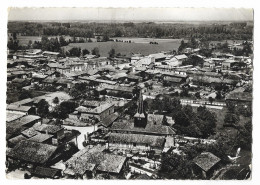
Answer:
8;21;253;40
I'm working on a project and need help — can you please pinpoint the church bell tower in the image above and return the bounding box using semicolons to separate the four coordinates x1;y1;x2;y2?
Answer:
134;90;147;128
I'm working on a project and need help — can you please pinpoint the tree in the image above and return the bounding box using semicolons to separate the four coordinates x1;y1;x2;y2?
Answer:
68;47;81;57
208;97;214;104
159;153;195;179
195;92;201;99
102;34;110;42
224;113;240;126
108;48;116;58
37;99;49;118
53;97;59;105
52;101;78;119
82;49;90;56
59;36;67;46
69;83;88;99
91;47;100;57
216;91;222;100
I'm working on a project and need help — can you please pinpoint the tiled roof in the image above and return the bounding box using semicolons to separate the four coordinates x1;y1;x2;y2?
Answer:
7;140;58;164
21;127;39;138
34;124;63;134
6;104;32;112
110;121;176;135
64;145;126;175
175;54;188;60
99;113;119;128
8;134;27;145
108;132;165;148
11;98;34;106
193;152;221;172
33;166;61;178
28;133;53;143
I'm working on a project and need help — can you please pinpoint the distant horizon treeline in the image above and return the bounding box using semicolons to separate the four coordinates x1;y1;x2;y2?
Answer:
8;21;253;41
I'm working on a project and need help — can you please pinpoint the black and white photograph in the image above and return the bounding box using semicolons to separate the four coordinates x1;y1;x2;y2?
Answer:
4;5;255;181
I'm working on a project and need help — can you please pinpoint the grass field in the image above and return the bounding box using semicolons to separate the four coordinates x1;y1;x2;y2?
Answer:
62;38;182;57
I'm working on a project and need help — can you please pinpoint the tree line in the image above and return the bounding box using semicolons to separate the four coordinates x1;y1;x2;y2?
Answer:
8;21;253;40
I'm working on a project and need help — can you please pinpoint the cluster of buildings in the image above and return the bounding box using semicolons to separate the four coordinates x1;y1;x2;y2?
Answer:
6;45;253;179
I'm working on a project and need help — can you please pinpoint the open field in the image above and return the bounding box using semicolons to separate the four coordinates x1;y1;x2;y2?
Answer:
62;39;182;57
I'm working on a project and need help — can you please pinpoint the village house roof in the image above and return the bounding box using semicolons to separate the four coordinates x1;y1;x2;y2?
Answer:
11;98;34;106
76;106;92;113
226;91;252;102
91;103;114;114
28;133;54;143
149;53;166;59
134;174;153;180
6;104;32;113
161;71;187;79
56;78;71;84
34;124;63;134
10;115;41;127
6;111;26;123
99;113;119;128
82;100;104;107
105;85;134;93
12;78;28;83
63;118;90;127
175;54;188;60
33;166;61;178
6;122;26;137
193;152;221;172
21;127;39;138
7;140;58;164
107;132;165;148
47;63;60;68
65;145;126;175
42;51;60;56
110;121;176;135
164;77;183;83
32;73;48;79
8;134;27;146
43;77;58;84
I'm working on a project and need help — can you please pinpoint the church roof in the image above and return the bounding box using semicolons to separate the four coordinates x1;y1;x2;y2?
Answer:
110;121;176;135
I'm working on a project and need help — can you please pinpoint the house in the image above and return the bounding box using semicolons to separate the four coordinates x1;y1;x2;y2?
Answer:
28;133;54;144
33;124;65;141
32;166;62;179
75;103;115;122
6;140;60;167
6;111;26;123
175;54;188;63
193;152;221;179
149;53;166;62
222;59;238;70
107;133;165;154
42;51;60;59
63;145;127;179
98;113;119;130
10;98;34;106
6;104;35;115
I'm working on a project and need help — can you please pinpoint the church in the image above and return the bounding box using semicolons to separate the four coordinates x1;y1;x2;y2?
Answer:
106;90;176;153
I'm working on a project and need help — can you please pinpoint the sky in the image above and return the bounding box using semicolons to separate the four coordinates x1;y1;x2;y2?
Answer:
8;7;253;22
